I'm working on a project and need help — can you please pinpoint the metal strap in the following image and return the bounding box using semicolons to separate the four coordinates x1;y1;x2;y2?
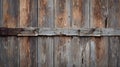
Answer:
0;27;120;37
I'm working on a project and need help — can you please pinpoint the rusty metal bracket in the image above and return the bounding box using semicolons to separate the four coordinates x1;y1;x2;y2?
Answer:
0;27;120;37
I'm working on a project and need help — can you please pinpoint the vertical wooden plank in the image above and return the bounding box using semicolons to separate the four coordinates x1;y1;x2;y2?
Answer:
71;0;90;67
38;0;54;28
54;37;71;67
108;0;120;67
19;0;38;67
90;0;108;28
38;37;53;67
54;0;71;67
55;0;71;28
0;0;19;67
118;38;120;67
108;0;120;28
0;0;3;66
90;0;108;67
0;0;2;26
90;37;108;67
72;0;89;28
38;0;54;67
70;37;90;67
108;37;119;67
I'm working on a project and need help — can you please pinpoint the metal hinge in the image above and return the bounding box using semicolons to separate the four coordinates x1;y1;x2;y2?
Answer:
0;27;120;37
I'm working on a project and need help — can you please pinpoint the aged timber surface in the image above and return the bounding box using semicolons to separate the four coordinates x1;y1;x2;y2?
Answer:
0;0;19;67
108;0;120;67
0;0;120;67
19;0;38;67
54;0;71;67
90;0;108;67
1;27;120;36
38;0;54;67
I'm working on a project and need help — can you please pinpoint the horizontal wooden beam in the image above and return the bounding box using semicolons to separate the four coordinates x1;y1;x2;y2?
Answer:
0;27;120;37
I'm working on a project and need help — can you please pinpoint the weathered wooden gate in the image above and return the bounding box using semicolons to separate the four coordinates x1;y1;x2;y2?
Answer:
0;0;120;67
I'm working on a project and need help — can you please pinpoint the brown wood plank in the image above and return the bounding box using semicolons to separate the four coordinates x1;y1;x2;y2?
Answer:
0;0;3;66
54;0;71;67
71;0;90;67
108;0;120;67
19;0;38;67
54;37;71;67
70;37;90;67
72;0;89;28
90;0;108;28
90;0;108;67
38;37;53;67
38;0;54;67
108;37;119;67
0;0;19;67
0;0;2;26
54;0;71;28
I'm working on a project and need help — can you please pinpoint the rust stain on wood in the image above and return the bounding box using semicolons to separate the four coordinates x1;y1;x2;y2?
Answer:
55;0;71;66
0;0;19;67
93;0;104;28
93;37;105;62
56;12;69;28
20;0;30;27
57;37;67;51
90;0;108;66
19;0;33;67
55;37;70;67
20;37;31;67
72;0;83;28
3;0;16;28
39;0;47;27
4;14;16;28
55;0;69;28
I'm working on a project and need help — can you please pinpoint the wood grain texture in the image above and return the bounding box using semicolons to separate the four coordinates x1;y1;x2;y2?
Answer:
71;0;90;67
0;0;2;26
19;0;38;67
38;37;53;67
54;0;71;67
0;0;3;67
0;0;120;67
38;0;54;28
108;0;120;67
55;0;71;28
72;0;89;28
90;0;108;67
70;37;90;67
0;0;19;67
38;0;54;67
54;37;71;67
108;37;119;67
90;0;108;28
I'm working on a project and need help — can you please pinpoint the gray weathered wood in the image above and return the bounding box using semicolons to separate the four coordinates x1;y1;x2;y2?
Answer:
19;0;38;67
0;0;120;67
38;0;54;67
0;0;19;67
108;0;120;67
2;28;120;36
90;0;108;67
71;0;90;67
54;0;71;67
